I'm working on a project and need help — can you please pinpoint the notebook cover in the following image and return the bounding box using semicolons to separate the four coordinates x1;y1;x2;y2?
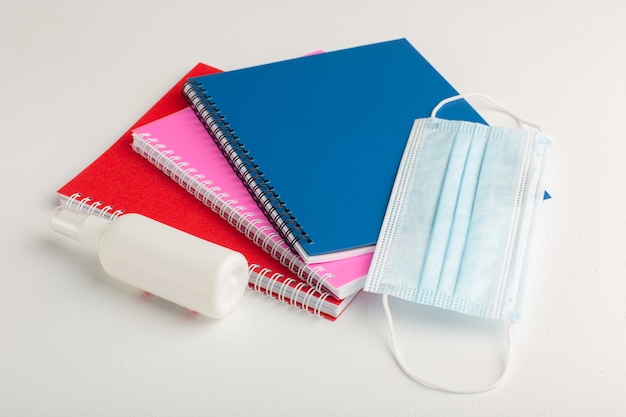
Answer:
56;63;355;320
183;38;485;263
132;107;372;299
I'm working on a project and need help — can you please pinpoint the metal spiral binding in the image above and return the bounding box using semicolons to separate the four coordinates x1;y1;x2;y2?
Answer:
131;132;336;298
182;80;313;250
64;193;124;220
249;264;324;317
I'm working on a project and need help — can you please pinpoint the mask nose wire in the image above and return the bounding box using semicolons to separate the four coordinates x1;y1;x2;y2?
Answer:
382;294;513;394
431;93;543;132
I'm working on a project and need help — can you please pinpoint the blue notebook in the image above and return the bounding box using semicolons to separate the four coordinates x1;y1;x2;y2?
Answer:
183;38;485;263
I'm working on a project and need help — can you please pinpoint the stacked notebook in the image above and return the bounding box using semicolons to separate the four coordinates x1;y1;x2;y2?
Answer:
57;38;486;320
57;63;356;320
181;39;484;263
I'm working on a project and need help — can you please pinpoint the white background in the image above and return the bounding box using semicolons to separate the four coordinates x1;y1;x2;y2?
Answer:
2;0;625;415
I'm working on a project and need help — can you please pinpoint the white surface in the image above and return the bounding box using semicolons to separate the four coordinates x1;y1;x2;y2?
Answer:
1;0;625;415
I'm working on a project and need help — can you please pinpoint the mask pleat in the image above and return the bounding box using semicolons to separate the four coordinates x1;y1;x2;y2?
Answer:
439;123;488;312
417;124;470;306
383;121;454;301
455;128;525;317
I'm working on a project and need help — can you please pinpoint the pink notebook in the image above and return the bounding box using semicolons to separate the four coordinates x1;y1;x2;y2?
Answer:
132;108;372;299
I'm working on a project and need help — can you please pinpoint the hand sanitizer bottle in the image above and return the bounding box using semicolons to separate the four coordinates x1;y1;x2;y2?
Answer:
51;207;248;319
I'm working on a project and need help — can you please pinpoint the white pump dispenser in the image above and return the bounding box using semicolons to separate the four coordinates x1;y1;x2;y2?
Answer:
51;207;248;319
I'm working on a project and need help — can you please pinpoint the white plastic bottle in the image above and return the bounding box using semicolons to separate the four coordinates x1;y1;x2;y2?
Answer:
51;207;248;319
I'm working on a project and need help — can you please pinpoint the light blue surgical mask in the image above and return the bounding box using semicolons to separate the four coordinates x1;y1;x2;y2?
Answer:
364;94;552;393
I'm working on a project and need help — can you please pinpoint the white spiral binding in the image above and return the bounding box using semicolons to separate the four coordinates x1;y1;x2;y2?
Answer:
64;193;124;220
278;278;296;303
313;273;333;294
301;286;317;314
247;265;324;317
131;133;336;299
290;282;307;307
250;265;271;292
268;272;286;301
313;291;329;317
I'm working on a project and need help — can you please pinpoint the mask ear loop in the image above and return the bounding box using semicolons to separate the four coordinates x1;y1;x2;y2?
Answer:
431;93;543;132
382;294;513;394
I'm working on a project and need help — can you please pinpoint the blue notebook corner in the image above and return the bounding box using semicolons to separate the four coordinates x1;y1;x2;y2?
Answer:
184;38;485;262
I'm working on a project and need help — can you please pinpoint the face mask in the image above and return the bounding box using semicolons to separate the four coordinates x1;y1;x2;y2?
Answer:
364;93;552;393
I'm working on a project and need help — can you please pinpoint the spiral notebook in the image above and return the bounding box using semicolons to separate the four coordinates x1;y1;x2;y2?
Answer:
131;107;372;300
56;63;356;320
183;38;486;263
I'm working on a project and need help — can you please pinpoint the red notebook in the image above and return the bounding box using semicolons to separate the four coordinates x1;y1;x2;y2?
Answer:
56;63;356;320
